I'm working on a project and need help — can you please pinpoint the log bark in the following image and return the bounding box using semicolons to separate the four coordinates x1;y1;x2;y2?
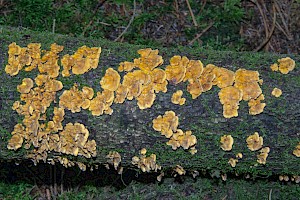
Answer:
0;26;299;178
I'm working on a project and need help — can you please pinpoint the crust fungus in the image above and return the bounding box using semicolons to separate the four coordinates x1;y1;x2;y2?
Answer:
131;149;161;173
246;132;263;151
257;147;270;165
218;86;242;118
220;135;234;151
234;69;263;101
198;64;217;92
135;48;163;72
150;68;167;93
236;153;243;159
187;79;203;99
212;67;235;88
293;142;300;157
228;158;238;167
62;46;101;76
271;88;282;97
167;129;197;152
270;63;279;71
171;90;186;105
173;165;186;177
278;57;296;74
165;55;188;84
7;134;24;150
152;111;179;138
106;151;122;170
114;85;129;104
89;90;114;116
136;85;156;109
183;59;203;82
100;68;121;92
248;94;266;115
17;78;34;94
59;122;97;158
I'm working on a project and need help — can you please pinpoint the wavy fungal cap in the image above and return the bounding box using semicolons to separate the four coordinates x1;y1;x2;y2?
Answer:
220;135;234;151
246;132;263;151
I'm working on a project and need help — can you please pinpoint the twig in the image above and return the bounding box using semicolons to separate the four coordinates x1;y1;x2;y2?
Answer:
188;21;214;45
253;4;276;52
269;188;272;200
114;0;136;42
250;0;269;38
199;0;207;14
186;0;198;27
52;19;56;34
274;0;293;40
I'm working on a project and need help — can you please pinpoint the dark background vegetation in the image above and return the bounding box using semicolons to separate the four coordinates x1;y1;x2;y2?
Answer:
0;0;299;199
1;0;299;53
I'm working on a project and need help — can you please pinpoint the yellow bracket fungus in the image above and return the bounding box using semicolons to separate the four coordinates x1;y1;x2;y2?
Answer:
61;45;101;76
293;142;300;157
171;90;186;105
17;78;34;94
228;158;238;167
152;111;179;138
271;88;282;97
173;165;186;177
218;86;242;118
246;132;263;151
220;135;234;151
106;151;122;170
278;57;296;74
131;149;161;173
100;68;121;92
165;55;188;85
248;94;266;115
257;147;270;165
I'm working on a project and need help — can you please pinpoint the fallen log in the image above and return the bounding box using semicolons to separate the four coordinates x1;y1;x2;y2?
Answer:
0;26;299;180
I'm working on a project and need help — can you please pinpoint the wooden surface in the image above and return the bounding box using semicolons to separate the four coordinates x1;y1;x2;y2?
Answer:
0;26;299;178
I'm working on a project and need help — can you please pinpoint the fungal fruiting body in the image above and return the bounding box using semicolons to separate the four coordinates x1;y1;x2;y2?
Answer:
6;43;100;166
293;142;300;157
220;135;234;151
257;147;270;164
131;149;161;173
171;90;186;105
246;132;263;151
228;158;238;167
153;111;197;154
271;88;282;97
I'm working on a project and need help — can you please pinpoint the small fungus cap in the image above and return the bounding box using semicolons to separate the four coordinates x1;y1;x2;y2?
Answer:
246;132;263;151
17;78;34;94
220;135;234;151
278;57;295;74
271;88;282;97
171;90;186;105
165;56;188;84
212;67;235;88
100;68;121;92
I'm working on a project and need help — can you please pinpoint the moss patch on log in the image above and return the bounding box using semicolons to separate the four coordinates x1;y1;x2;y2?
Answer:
0;26;299;179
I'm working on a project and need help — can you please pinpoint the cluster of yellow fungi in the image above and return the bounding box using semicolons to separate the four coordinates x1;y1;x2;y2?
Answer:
153;111;197;154
270;57;296;74
279;175;300;183
246;132;270;165
5;41;298;174
293;142;300;157
228;157;239;168
6;42;99;167
131;148;161;172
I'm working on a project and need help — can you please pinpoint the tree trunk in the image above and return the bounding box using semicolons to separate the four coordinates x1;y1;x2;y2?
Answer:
0;26;299;179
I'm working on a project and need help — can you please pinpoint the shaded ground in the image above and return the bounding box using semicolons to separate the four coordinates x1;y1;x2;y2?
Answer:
1;0;299;53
